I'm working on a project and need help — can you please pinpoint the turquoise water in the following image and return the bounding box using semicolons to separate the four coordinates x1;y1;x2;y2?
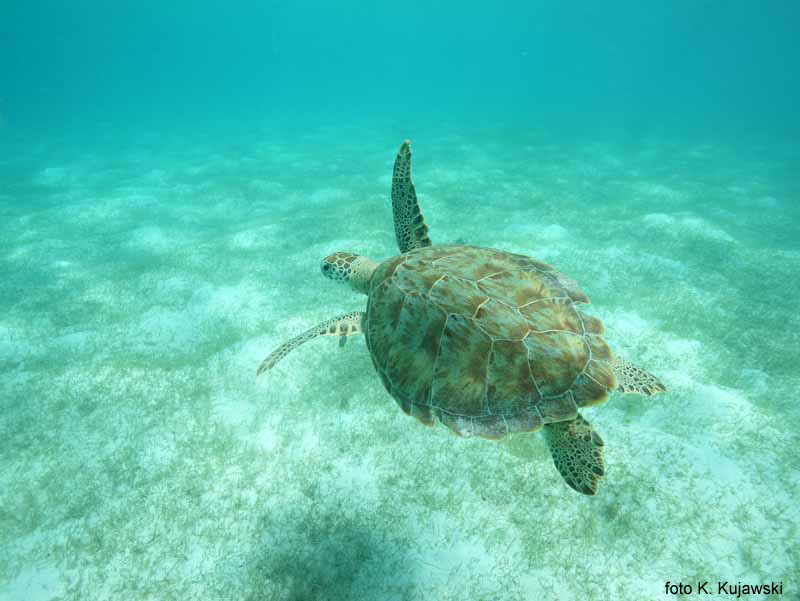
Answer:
1;3;798;600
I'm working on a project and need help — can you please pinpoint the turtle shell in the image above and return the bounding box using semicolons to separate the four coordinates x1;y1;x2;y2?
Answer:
365;244;616;439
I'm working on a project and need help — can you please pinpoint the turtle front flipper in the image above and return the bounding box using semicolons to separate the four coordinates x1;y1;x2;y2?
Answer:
543;414;605;495
257;311;365;376
392;140;432;253
612;356;666;396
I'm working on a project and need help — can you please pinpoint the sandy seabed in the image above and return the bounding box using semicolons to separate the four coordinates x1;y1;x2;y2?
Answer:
1;121;797;600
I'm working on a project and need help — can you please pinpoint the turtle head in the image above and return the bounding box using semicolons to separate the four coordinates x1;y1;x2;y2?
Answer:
321;252;378;295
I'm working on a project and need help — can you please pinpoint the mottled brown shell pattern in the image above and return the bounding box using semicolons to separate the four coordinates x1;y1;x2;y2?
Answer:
365;245;616;439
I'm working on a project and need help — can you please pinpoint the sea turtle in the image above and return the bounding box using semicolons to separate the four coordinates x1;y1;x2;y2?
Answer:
258;141;665;495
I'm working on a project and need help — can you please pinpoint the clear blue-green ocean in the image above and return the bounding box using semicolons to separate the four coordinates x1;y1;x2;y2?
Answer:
1;2;798;600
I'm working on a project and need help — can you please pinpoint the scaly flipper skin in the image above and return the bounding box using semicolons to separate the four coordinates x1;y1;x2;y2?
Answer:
543;414;605;495
392;140;432;253
257;311;365;375
612;356;666;396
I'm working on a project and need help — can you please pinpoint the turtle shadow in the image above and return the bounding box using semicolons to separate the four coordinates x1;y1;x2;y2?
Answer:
244;503;409;601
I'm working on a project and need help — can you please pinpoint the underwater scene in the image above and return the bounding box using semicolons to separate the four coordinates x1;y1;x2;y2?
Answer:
1;2;798;600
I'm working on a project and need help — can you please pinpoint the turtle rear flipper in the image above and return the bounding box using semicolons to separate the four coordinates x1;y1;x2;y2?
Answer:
612;356;666;396
392;140;432;253
543;414;605;495
257;311;365;375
